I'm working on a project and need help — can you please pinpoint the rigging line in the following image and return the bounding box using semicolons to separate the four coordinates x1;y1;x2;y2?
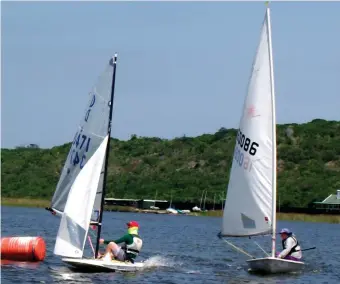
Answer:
88;236;95;258
222;238;255;259
88;226;98;238
253;241;270;257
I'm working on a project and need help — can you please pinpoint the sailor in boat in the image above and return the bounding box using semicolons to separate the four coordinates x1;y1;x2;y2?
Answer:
98;221;143;263
276;228;302;261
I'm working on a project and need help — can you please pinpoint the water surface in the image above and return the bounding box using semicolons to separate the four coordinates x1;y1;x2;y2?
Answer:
1;206;339;283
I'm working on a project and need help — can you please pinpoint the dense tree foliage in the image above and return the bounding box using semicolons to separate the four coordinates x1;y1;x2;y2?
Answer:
2;119;340;208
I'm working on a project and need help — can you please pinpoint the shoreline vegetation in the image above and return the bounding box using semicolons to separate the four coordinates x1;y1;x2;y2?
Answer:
2;119;340;210
2;198;339;224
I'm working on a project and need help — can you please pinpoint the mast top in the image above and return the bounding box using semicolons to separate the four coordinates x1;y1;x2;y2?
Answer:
110;54;118;66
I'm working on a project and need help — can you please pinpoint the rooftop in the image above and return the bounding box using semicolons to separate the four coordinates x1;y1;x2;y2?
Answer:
142;199;168;203
313;192;340;205
105;198;139;202
104;198;168;202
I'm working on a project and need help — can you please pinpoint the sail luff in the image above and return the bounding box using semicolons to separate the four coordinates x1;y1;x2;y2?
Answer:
94;54;118;258
266;7;277;258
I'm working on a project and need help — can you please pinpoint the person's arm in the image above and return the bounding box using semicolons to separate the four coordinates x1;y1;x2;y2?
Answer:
278;238;295;258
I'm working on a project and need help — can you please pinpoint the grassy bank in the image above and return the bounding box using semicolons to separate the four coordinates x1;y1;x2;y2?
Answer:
194;210;340;224
1;198;50;208
1;198;141;212
276;212;340;224
2;198;339;224
0;198;163;214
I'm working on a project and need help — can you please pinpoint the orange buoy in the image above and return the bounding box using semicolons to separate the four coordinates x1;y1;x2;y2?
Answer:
0;237;46;262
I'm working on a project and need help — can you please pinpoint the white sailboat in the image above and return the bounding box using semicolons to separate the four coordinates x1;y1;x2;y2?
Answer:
219;6;304;274
46;54;145;272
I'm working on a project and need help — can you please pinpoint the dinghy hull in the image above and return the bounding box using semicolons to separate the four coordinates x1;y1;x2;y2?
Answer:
247;257;304;274
62;257;144;272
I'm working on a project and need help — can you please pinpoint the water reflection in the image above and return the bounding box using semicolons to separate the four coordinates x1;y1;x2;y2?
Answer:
0;259;42;269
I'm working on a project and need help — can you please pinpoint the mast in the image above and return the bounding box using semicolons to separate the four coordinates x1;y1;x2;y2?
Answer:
94;54;118;258
199;190;204;209
203;189;207;210
213;193;216;211
169;189;173;208
266;6;277;258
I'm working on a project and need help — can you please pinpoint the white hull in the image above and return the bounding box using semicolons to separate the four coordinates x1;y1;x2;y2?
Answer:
247;257;304;274
62;257;144;272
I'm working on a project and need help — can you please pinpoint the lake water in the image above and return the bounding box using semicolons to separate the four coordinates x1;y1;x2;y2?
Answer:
1;206;339;283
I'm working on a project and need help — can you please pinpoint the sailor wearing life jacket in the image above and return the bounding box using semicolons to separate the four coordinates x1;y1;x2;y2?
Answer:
98;221;143;263
277;228;302;261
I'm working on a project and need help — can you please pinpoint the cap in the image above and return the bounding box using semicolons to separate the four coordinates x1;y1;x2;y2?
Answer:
127;221;139;228
279;228;292;235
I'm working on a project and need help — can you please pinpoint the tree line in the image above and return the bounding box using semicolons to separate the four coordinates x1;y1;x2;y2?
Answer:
2;119;340;208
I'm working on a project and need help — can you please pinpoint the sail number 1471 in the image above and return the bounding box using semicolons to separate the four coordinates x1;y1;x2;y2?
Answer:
68;94;96;170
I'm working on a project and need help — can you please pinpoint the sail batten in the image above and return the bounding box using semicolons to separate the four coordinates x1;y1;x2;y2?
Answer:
221;9;275;238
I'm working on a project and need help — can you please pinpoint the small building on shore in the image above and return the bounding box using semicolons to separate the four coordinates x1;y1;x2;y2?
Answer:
104;198;139;207
139;199;169;210
104;198;169;210
313;190;340;213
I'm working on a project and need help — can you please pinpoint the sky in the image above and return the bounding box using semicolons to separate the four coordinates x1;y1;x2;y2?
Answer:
2;1;339;149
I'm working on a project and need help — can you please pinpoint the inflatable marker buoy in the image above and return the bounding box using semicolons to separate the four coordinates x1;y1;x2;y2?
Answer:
1;237;46;262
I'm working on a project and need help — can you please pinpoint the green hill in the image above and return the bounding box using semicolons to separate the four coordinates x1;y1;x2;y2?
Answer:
2;119;340;208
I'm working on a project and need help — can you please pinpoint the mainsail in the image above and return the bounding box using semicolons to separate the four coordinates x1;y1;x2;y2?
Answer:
221;8;276;238
51;56;117;258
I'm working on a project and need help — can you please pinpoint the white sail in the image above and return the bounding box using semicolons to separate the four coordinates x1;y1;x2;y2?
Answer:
91;167;104;224
54;136;108;257
221;8;276;237
51;58;115;214
52;56;117;257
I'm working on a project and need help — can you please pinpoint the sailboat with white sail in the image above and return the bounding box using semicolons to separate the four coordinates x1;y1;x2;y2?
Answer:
218;6;304;274
46;54;145;272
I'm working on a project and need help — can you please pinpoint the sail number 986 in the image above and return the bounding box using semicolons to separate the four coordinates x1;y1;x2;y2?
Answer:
236;129;259;156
